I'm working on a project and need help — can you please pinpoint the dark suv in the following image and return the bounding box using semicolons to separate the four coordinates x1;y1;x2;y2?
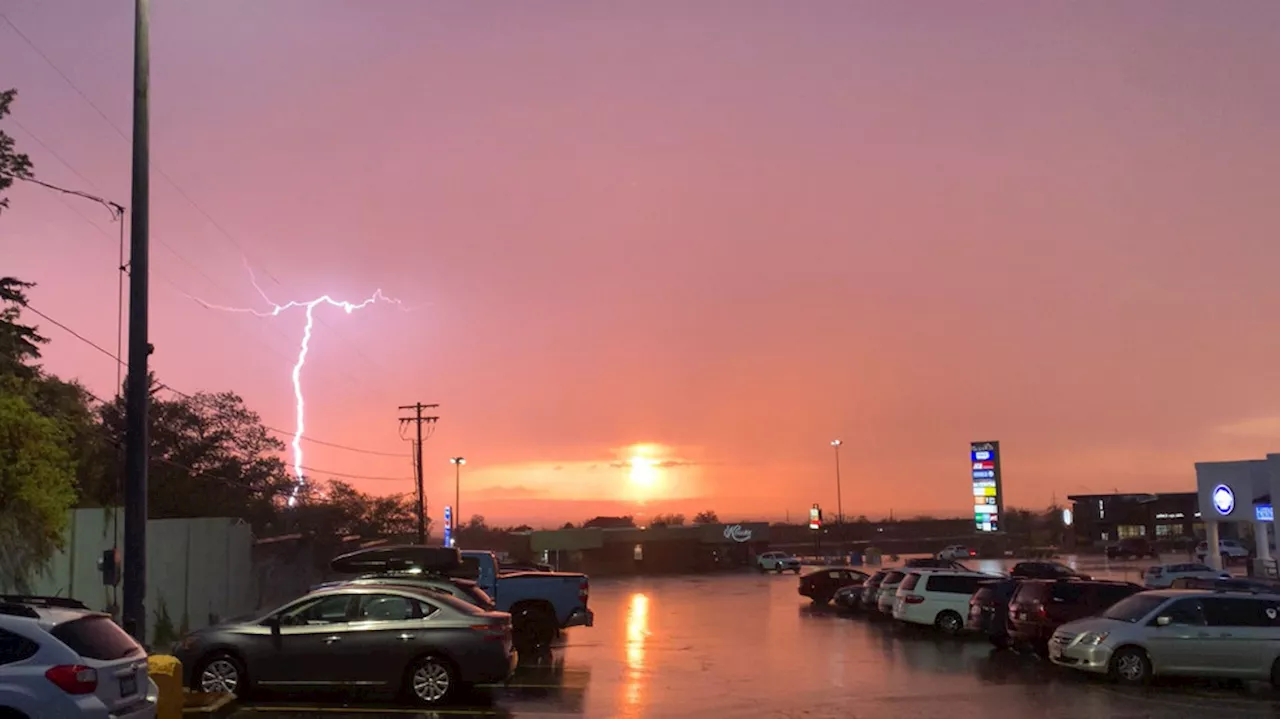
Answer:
1106;537;1158;560
1010;561;1090;580
1007;579;1142;654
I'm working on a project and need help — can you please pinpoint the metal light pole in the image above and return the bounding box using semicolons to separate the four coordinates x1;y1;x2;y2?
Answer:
450;457;465;537
831;440;844;524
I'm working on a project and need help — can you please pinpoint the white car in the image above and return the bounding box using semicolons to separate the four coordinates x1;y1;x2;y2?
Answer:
1195;539;1251;563
892;570;995;634
756;551;801;573
937;545;976;561
0;596;158;719
1142;562;1230;589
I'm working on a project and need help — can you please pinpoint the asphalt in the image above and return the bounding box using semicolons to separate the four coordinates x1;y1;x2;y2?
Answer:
228;556;1280;718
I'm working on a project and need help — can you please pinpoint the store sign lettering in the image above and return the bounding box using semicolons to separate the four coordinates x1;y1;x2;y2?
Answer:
723;525;752;543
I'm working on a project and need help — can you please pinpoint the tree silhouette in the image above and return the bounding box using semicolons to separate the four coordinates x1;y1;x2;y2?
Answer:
693;510;720;524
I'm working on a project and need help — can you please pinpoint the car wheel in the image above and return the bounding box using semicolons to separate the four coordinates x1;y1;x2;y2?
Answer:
1109;646;1151;686
935;611;963;635
1270;659;1280;689
989;633;1011;649
405;655;456;705
194;652;246;695
514;605;557;651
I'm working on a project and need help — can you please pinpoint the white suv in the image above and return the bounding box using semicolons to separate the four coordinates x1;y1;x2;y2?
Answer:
0;596;157;719
892;570;996;634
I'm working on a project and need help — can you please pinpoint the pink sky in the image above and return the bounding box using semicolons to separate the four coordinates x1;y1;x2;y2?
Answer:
4;1;1280;527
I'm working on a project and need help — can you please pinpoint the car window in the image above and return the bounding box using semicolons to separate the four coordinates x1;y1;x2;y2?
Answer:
51;616;143;661
356;594;425;622
1102;594;1167;622
900;573;922;591
0;629;38;665
1201;597;1280;627
1050;583;1085;602
882;571;905;585
280;594;353;625
927;574;985;594
1159;598;1207;626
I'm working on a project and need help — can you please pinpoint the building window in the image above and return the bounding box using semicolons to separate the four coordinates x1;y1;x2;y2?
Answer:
1098;500;1105;519
1155;524;1184;537
633;544;643;561
1117;525;1146;539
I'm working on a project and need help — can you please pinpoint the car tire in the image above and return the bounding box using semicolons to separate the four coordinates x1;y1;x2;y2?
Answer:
792;567;801;574
193;651;247;695
1270;659;1280;689
514;605;557;652
0;709;30;719
989;633;1011;649
935;611;963;636
1109;646;1152;686
404;655;456;705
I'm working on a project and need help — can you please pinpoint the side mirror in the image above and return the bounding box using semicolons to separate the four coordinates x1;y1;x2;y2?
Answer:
1155;615;1171;627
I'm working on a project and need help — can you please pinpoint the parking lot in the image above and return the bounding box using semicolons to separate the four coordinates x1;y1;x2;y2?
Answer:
229;557;1280;718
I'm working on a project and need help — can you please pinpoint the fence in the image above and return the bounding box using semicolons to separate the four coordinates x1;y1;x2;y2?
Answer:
12;508;256;646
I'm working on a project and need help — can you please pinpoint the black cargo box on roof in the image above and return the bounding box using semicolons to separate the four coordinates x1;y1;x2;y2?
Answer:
330;545;462;574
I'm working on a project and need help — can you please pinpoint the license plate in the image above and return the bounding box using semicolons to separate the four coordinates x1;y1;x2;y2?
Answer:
119;673;137;697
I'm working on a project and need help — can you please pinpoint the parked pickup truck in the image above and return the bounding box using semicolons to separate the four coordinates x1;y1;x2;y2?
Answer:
458;550;593;646
327;545;592;650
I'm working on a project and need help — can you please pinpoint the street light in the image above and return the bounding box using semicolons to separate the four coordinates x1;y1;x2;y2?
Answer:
831;440;843;524
450;457;466;537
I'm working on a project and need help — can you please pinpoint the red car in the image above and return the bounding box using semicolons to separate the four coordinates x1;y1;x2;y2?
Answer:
1006;579;1141;654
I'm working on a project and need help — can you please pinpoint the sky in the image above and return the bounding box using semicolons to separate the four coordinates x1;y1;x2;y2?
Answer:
3;1;1280;528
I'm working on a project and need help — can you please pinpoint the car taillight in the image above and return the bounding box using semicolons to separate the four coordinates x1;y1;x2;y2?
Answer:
905;595;925;604
579;579;589;604
471;623;509;641
46;665;98;694
1035;603;1047;618
969;550;976;557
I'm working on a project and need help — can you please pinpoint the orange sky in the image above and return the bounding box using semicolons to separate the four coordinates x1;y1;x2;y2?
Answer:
4;1;1280;527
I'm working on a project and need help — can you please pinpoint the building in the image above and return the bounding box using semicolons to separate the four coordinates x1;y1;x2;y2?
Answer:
528;522;771;576
1067;492;1202;547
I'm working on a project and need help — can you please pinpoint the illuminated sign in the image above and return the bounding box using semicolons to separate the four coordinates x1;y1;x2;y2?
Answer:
1212;485;1235;516
809;504;822;530
970;441;1004;533
723;524;753;542
1257;504;1274;522
443;506;453;547
1062;509;1073;526
1155;512;1185;520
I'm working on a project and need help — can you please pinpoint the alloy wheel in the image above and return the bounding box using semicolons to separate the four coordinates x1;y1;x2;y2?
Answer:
200;659;239;693
412;660;451;703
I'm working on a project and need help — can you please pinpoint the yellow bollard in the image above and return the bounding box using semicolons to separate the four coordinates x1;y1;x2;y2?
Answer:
148;655;183;719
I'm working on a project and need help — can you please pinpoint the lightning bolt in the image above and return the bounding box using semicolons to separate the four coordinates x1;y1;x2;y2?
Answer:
188;266;402;504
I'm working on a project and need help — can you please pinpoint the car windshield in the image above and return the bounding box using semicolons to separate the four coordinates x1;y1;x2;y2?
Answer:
1101;594;1168;623
882;571;905;585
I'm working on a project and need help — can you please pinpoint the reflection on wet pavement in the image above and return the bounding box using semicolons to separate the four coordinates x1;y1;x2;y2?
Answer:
232;560;1280;718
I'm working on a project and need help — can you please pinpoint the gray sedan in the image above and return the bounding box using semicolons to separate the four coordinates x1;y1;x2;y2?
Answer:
174;584;516;705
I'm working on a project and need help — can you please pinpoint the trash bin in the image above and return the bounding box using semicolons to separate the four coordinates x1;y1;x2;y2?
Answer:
849;552;863;567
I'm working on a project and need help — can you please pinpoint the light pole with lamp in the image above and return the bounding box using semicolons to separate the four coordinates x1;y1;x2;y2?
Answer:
831;440;844;524
450;457;465;540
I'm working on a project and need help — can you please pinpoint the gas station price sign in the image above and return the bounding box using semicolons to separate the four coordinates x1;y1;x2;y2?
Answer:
971;441;1004;533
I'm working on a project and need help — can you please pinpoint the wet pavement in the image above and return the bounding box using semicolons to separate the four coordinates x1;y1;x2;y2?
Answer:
229;557;1280;718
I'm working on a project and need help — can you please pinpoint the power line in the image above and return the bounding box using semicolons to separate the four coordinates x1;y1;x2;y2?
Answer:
21;302;409;463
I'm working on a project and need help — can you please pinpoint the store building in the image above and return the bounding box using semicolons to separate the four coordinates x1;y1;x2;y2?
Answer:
1066;492;1202;548
528;522;771;576
1194;457;1276;571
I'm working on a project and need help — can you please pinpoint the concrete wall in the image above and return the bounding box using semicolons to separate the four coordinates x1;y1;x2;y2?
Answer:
11;508;255;645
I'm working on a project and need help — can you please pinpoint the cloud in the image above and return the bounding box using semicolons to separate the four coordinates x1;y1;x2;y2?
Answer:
607;459;699;469
1214;417;1280;438
465;485;547;499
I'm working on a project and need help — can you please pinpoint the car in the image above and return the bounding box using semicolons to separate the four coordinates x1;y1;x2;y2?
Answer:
857;570;891;611
1169;576;1280;592
0;595;158;719
1142;563;1230;589
892;570;996;634
756;551;802;573
1010;561;1090;580
1195;539;1251;564
938;546;977;561
874;570;911;616
1007;579;1143;655
798;567;870;605
331;546;593;651
316;554;497;611
173;583;516;705
1106;538;1158;560
967;578;1021;648
832;584;865;612
1050;589;1280;686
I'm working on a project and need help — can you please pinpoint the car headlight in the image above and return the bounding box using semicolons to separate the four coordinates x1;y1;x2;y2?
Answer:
1076;632;1109;646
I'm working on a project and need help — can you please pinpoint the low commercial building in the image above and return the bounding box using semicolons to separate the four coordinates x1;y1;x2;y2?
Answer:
529;522;770;576
1067;492;1202;547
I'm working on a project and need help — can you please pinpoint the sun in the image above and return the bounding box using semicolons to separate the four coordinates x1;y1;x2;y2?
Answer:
628;455;659;490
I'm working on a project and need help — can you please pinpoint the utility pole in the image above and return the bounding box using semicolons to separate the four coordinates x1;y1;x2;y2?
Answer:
398;403;438;544
450;457;466;540
121;0;151;644
831;440;844;524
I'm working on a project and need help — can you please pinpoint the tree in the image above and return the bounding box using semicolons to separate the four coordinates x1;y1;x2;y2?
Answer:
693;510;719;525
650;513;685;527
466;515;487;531
288;480;419;537
0;89;34;214
0;394;77;591
0;277;46;379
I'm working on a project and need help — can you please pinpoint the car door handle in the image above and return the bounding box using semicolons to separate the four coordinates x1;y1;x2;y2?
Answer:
398;633;415;642
323;636;341;644
1196;632;1211;638
1220;633;1233;638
